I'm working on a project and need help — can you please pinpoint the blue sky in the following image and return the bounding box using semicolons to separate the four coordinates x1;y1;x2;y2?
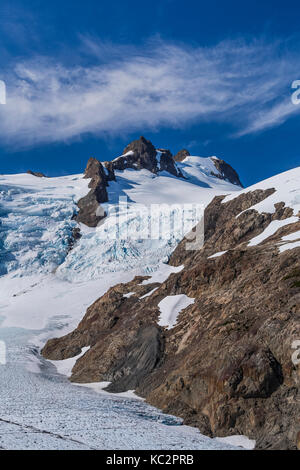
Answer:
0;0;300;186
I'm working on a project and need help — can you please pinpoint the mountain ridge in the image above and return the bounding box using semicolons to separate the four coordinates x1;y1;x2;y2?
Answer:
42;165;300;450
73;136;243;227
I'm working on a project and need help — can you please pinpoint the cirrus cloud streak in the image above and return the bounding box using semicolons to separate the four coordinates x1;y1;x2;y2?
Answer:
0;38;299;147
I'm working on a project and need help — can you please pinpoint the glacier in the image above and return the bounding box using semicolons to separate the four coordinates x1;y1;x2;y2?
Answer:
0;159;247;450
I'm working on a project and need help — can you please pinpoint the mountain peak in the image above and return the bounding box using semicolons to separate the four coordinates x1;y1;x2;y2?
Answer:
210;157;243;187
103;136;181;177
174;149;190;162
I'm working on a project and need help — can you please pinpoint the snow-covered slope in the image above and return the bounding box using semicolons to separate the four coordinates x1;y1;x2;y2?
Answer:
59;159;240;281
177;155;233;188
2;159;298;450
223;165;300;215
223;165;300;251
0;157;240;280
0;155;245;450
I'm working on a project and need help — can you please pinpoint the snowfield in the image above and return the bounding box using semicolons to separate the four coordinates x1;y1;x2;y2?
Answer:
0;159;249;450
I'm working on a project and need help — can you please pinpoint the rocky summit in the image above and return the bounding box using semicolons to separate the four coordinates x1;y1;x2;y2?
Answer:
72;137;243;228
103;136;182;177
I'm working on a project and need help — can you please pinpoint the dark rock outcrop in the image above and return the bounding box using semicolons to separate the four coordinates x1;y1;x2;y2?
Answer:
73;139;242;227
121;136;157;172
105;325;164;393
67;227;82;253
210;157;243;187
43;184;300;449
156;148;182;177
103;136;181;177
41;276;163;385
83;157;109;187
74;157;108;227
174;149;190;162
27;170;47;178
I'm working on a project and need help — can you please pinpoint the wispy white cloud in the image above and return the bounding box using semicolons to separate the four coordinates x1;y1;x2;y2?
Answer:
0;37;299;148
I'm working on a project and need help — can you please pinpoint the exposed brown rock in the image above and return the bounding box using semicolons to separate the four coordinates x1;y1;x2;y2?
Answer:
122;136;157;172
210;157;243;187
156;148;182;177
105;325;165;393
27;170;47;178
103;136;181;177
43;185;299;449
42;275;163;383
174;149;190;162
74;157;108;227
83;157;109;187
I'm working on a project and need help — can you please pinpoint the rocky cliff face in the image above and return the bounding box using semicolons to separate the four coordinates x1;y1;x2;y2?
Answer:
73;138;243;228
74;157;109;227
42;177;300;449
210;157;243;187
103;136;182;177
174;149;191;162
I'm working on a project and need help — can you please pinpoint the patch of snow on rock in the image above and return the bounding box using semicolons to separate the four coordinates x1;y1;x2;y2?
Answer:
208;250;228;258
140;287;159;299
123;292;135;298
222;166;300;216
248;217;298;247
141;263;184;285
158;294;195;330
50;347;90;377
279;240;300;253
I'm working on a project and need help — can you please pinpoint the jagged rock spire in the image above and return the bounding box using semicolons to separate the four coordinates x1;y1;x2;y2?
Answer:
75;157;109;227
174;149;190;162
105;136;181;177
